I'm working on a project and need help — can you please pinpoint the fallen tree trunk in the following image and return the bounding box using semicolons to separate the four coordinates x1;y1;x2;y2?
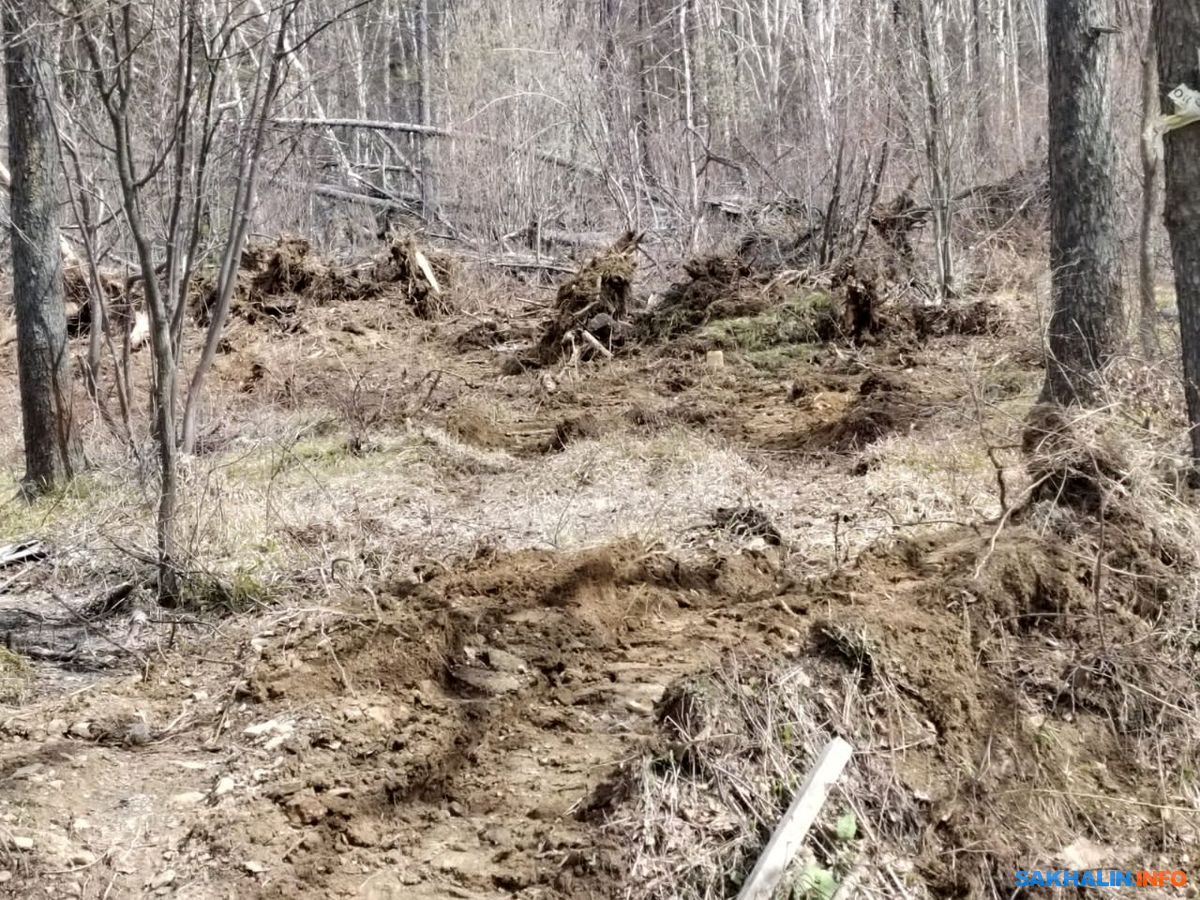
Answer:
313;184;422;210
274;116;603;178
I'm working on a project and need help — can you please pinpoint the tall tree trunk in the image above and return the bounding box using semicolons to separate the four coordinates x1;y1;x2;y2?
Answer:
1042;0;1123;406
918;0;954;304
5;0;83;494
1138;37;1162;359
678;0;701;252
416;0;437;220
1155;0;1200;466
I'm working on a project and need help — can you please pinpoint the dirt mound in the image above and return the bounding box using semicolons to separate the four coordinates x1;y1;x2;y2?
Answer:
803;371;925;451
194;234;453;326
1022;402;1130;511
639;257;841;350
537;231;640;364
202;542;791;899
638;256;762;341
587;497;1199;899
912;299;1006;339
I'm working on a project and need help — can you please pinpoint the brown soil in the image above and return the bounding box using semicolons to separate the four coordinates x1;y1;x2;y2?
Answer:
536;232;640;364
193;234;452;328
0;238;1192;900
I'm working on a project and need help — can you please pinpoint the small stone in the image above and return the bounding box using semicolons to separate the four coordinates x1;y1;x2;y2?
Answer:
47;718;67;735
244;718;292;739
68;722;92;740
191;690;209;702
214;776;235;797
69;850;97;867
0;871;10;883
448;667;526;696
266;780;304;799
447;801;467;818
149;868;176;889
125;722;151;746
10;836;33;851
342;707;363;722
11;763;42;780
365;707;393;728
286;792;328;826
71;818;91;833
345;820;380;847
171;791;206;806
483;648;528;673
243;860;266;874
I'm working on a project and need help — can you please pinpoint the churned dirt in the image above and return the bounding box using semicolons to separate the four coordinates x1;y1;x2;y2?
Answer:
0;238;1196;899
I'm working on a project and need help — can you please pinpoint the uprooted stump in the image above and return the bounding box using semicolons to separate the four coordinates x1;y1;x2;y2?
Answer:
639;258;841;354
638;257;762;342
1022;403;1129;511
536;230;641;364
62;265;137;338
370;236;454;319
192;234;454;326
829;260;880;345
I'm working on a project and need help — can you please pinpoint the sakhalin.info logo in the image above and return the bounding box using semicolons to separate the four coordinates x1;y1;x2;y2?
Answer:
1014;870;1188;888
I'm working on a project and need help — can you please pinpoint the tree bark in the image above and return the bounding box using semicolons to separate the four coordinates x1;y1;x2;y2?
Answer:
1042;0;1124;406
5;0;83;494
416;0;437;220
1155;0;1200;465
917;0;953;304
1138;37;1162;359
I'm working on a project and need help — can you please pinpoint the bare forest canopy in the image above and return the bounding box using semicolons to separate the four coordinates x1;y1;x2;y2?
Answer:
0;0;1137;269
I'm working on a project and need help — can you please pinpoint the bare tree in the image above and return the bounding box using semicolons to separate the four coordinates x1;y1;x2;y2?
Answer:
1138;29;1163;359
69;0;301;598
1155;0;1200;467
916;0;955;304
416;0;437;219
5;0;82;494
1042;0;1124;406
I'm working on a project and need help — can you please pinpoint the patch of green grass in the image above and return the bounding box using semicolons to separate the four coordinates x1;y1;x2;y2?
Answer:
0;647;31;704
698;292;838;352
0;473;140;540
180;565;278;614
225;433;404;484
792;864;838;900
742;343;821;373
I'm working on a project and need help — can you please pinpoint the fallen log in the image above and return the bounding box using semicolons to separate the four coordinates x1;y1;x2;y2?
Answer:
313;184;422;210
0;541;47;570
274;116;603;178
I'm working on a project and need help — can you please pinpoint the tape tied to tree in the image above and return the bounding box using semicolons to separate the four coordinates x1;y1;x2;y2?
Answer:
1156;84;1200;135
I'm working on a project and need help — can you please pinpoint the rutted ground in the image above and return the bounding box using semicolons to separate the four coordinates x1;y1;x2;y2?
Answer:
0;239;1195;899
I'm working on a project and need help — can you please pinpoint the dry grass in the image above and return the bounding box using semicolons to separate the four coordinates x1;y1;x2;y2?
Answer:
588;657;921;900
3;249;1200;899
